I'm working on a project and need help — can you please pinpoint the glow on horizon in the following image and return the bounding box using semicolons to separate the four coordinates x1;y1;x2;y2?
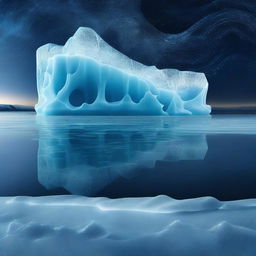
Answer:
0;96;36;106
0;95;256;108
211;103;256;108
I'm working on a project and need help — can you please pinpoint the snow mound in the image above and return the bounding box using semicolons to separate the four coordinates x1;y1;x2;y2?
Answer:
1;195;256;255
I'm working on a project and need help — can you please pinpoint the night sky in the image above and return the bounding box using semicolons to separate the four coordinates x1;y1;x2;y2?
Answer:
0;0;256;106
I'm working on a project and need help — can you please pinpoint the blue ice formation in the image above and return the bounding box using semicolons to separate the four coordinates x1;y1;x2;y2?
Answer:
35;27;211;115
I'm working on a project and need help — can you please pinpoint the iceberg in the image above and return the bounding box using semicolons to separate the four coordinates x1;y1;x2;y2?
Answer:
35;27;211;115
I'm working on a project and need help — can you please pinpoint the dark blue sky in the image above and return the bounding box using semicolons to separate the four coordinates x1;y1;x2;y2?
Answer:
0;0;256;106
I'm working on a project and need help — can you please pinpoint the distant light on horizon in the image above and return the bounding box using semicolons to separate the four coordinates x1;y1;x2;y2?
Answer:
211;102;256;108
0;95;256;108
0;95;36;106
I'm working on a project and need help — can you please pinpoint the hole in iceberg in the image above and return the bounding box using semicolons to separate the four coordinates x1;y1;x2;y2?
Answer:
105;73;126;103
128;78;148;103
69;89;86;107
179;87;203;101
157;90;173;112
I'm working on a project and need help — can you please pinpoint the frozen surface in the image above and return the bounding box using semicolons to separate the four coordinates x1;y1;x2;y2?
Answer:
36;27;211;115
1;195;256;255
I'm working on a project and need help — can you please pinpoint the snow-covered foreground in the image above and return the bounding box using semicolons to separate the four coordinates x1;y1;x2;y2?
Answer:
1;195;256;256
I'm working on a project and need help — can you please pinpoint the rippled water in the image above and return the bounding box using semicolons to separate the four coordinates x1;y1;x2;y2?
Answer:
1;112;256;200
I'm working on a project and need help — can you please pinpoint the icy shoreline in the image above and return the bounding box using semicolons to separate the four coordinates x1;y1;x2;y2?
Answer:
1;195;256;255
0;104;34;111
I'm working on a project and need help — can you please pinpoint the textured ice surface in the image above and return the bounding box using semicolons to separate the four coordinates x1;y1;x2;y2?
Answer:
1;195;256;256
36;27;211;115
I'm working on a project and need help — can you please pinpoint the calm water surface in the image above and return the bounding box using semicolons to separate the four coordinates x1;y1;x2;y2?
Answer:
1;112;256;200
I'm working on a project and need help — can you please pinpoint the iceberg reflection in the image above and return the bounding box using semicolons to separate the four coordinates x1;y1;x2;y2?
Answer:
37;116;209;196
